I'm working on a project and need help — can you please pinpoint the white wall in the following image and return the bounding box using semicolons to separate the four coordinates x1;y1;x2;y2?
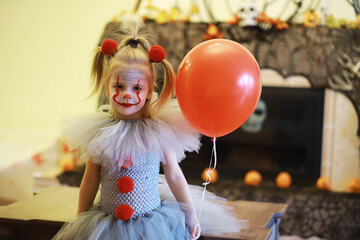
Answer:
0;0;356;133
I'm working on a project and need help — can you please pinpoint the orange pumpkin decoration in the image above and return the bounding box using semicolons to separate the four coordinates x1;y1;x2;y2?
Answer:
304;10;319;28
274;19;289;30
203;24;224;40
201;167;219;183
228;14;239;25
244;170;262;186
316;176;331;191
60;156;75;172
276;172;292;188
348;178;360;193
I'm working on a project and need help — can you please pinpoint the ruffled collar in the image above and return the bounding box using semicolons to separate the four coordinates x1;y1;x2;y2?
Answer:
63;101;201;168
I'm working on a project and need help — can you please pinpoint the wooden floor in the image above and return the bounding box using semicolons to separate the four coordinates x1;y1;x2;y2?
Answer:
0;187;286;240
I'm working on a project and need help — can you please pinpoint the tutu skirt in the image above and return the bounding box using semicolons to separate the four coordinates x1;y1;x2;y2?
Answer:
53;201;191;240
53;178;248;240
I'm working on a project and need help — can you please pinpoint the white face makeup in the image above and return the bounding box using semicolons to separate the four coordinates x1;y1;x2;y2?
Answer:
108;70;150;120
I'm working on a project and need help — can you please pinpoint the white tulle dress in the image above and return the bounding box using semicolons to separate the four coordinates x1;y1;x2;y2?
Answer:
53;101;247;240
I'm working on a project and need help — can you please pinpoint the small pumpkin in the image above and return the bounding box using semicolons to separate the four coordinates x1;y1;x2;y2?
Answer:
276;172;292;188
348;178;360;193
244;170;262;186
316;176;331;191
201;167;219;183
203;24;224;40
304;10;319;28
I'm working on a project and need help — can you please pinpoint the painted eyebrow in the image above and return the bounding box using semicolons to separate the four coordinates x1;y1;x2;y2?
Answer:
112;80;143;87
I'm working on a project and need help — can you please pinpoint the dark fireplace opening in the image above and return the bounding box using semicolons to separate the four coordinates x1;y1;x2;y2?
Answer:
182;87;325;186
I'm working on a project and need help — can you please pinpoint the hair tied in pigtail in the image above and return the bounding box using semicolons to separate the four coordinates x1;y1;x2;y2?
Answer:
149;45;165;62
101;39;118;56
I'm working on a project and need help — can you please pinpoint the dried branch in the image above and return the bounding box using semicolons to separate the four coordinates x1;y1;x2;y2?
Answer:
133;0;142;13
346;0;360;15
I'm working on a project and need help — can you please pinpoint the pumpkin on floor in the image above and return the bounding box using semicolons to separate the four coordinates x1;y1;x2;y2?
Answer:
244;170;262;186
201;167;218;184
276;172;292;188
316;176;331;191
348;178;360;193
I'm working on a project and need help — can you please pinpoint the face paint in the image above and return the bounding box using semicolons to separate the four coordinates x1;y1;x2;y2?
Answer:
113;75;121;105
109;69;150;120
114;78;142;107
135;79;141;105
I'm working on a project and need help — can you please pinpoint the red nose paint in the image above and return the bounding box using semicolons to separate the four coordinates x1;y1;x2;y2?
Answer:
123;93;131;99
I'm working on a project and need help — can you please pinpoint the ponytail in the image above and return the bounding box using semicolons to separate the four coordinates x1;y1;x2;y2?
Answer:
90;49;106;98
149;59;176;116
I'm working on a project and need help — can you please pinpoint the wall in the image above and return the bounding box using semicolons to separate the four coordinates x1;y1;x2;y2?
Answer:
0;0;132;132
0;0;356;133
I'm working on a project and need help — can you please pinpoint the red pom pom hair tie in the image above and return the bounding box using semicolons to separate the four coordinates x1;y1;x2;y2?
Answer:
149;45;165;62
101;39;118;56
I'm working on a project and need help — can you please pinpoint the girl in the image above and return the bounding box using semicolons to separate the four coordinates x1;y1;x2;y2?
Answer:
54;21;245;240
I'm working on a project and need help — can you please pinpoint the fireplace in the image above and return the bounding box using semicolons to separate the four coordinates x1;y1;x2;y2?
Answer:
95;21;360;191
182;86;325;185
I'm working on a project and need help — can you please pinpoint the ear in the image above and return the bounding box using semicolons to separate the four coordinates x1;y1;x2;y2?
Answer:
147;87;154;100
146;90;152;100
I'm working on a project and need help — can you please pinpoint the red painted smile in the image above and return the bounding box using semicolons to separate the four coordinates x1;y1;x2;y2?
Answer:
119;103;134;108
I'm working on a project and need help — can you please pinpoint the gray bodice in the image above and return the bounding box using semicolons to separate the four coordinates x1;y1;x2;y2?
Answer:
100;152;162;220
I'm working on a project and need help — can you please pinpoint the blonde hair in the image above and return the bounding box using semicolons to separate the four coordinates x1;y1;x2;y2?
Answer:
90;21;175;118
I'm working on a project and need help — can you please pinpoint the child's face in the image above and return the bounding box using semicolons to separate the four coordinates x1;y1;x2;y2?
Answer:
107;69;151;119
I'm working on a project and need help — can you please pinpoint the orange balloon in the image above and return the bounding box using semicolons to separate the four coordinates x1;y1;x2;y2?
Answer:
244;170;262;186
176;39;262;137
276;172;292;188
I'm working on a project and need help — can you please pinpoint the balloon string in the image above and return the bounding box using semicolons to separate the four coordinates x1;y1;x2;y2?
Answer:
198;137;217;221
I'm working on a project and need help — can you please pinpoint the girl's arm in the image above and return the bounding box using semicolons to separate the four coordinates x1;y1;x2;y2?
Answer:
77;160;101;215
162;149;201;240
